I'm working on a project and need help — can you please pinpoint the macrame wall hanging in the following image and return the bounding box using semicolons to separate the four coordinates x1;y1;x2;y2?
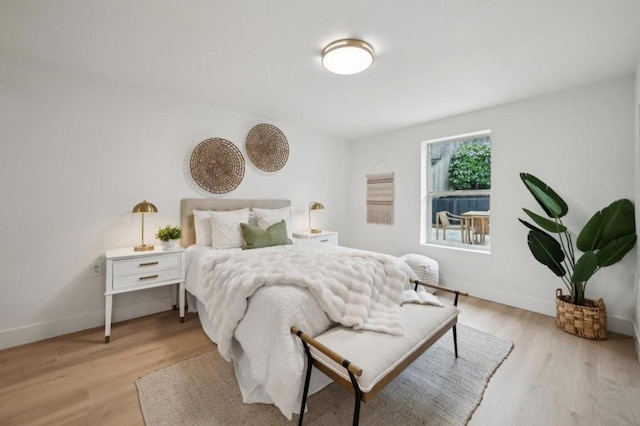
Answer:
366;170;395;225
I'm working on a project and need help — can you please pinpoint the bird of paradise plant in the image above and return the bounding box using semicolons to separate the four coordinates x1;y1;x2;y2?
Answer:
519;173;636;306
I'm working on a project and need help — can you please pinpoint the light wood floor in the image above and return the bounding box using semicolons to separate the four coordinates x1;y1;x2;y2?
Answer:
1;296;639;425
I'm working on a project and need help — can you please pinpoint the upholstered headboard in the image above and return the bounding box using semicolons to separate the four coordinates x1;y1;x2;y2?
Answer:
180;199;291;247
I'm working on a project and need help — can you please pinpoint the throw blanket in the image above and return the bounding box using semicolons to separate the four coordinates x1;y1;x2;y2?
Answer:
201;243;407;361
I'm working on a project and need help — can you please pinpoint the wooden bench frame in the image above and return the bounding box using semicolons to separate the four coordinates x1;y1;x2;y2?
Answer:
292;279;468;425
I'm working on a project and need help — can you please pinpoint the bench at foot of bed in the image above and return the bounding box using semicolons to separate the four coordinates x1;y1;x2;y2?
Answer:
292;280;467;426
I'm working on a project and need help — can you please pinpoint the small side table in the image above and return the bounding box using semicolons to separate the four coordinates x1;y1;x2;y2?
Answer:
104;246;186;343
292;230;339;245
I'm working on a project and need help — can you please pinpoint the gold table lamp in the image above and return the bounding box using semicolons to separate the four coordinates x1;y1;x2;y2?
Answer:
309;201;324;234
132;200;158;251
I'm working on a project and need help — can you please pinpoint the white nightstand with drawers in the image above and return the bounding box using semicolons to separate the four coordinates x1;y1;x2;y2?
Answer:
292;230;339;245
104;247;186;343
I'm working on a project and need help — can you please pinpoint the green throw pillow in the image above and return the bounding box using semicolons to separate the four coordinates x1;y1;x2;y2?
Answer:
240;220;290;249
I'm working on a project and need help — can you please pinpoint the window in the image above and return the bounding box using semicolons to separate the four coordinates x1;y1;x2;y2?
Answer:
420;130;491;251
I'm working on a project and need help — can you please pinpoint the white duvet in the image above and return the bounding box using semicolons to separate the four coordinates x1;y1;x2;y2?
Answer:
186;241;414;419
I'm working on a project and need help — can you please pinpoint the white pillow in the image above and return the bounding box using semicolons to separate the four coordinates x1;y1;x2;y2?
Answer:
253;207;292;237
210;208;250;249
193;210;213;246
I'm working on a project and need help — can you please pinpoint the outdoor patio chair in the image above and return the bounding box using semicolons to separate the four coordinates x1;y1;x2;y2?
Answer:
435;211;466;241
471;216;490;244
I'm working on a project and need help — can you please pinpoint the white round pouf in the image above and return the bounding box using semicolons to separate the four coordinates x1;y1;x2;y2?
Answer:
400;253;439;293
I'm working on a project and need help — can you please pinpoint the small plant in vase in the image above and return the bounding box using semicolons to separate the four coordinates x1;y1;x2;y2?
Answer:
518;173;636;340
156;225;182;250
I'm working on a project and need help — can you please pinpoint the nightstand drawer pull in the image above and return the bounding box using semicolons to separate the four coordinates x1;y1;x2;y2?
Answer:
139;274;159;281
320;239;329;242
139;261;159;266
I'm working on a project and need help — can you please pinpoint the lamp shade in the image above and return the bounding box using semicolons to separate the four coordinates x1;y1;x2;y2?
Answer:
132;200;158;214
309;202;325;211
322;39;374;75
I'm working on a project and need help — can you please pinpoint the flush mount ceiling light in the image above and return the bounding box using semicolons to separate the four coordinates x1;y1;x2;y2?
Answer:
322;39;374;75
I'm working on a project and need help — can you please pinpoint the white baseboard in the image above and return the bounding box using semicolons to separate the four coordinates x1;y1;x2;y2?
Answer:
0;297;173;351
441;277;635;336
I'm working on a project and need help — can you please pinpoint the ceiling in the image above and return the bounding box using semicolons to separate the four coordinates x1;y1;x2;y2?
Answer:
1;1;640;140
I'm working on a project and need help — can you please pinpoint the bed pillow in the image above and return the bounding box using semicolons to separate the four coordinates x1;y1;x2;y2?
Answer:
193;210;213;246
240;220;290;249
210;208;250;249
253;206;292;237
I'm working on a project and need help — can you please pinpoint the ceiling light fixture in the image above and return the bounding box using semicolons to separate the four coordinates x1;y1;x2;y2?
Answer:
322;39;374;75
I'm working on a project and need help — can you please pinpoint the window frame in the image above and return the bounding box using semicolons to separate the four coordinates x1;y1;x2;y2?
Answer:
420;129;492;252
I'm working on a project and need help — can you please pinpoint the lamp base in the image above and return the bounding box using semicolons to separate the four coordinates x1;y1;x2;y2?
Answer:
134;244;155;252
310;229;321;234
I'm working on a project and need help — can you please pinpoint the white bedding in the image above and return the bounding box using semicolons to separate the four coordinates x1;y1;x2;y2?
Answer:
185;240;415;419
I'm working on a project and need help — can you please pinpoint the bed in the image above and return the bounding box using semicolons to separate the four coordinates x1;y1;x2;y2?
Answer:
180;199;418;420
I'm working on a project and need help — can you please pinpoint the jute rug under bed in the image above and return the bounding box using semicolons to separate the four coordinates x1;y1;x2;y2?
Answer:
136;324;513;425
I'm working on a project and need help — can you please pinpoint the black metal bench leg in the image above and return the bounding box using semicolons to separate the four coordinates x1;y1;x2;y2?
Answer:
453;290;460;359
348;371;362;426
453;324;458;358
298;340;313;426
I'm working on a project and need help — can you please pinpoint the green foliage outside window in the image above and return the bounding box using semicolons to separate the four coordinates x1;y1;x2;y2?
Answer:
448;143;491;190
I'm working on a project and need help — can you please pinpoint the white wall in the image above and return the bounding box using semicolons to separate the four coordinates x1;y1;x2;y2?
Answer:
0;55;350;349
1;53;636;350
347;76;637;335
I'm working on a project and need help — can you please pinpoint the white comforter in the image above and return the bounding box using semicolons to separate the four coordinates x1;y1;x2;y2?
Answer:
189;241;413;419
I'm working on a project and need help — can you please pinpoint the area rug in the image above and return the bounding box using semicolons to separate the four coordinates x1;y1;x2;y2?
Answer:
136;325;513;425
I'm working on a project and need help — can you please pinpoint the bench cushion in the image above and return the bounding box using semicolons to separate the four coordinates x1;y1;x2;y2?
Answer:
312;303;459;393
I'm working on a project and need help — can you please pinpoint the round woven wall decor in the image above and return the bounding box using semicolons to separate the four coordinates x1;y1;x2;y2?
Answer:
190;138;245;194
246;123;289;172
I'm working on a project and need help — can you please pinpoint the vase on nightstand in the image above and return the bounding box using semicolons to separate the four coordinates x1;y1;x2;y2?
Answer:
162;240;179;251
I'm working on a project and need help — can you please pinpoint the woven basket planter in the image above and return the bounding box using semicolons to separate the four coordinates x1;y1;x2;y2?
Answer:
555;289;607;340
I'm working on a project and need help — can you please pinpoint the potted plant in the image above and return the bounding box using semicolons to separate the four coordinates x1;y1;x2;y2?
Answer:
518;173;636;340
156;225;182;250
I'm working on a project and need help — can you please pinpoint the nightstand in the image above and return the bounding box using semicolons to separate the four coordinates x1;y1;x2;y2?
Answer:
292;230;339;245
104;247;186;343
